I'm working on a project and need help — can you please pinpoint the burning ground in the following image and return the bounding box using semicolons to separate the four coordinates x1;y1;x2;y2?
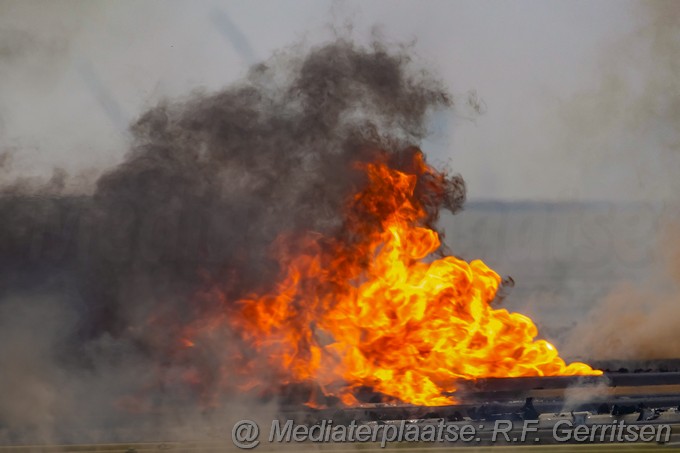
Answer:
0;40;598;443
182;150;598;410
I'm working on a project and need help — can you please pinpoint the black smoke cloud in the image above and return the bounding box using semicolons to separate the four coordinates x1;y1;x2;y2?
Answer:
0;39;461;443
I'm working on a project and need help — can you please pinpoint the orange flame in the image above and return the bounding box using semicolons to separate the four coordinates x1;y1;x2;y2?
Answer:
185;150;600;407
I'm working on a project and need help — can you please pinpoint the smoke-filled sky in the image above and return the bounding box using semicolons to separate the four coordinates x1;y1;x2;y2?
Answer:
1;0;677;201
1;0;680;444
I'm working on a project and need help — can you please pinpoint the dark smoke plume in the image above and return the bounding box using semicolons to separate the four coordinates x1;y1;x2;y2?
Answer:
0;39;461;443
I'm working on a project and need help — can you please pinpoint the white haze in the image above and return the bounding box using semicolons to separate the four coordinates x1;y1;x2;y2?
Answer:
0;0;674;202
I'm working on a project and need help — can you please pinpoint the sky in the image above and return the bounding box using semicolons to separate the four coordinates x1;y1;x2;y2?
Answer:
0;0;677;201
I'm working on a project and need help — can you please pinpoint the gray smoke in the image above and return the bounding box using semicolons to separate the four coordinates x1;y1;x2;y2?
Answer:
564;213;680;361
560;0;680;363
0;39;460;444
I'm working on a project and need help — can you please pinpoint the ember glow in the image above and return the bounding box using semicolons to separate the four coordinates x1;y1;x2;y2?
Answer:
183;149;600;407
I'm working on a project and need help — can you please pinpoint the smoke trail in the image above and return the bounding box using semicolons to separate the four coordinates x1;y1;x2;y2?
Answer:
564;215;680;361
0;39;459;443
210;8;259;64
76;59;129;132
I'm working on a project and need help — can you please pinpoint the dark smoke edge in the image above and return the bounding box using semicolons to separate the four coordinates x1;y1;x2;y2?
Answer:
0;38;461;444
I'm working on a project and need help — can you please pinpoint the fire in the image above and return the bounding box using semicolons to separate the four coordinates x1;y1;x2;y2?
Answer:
183;149;600;407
